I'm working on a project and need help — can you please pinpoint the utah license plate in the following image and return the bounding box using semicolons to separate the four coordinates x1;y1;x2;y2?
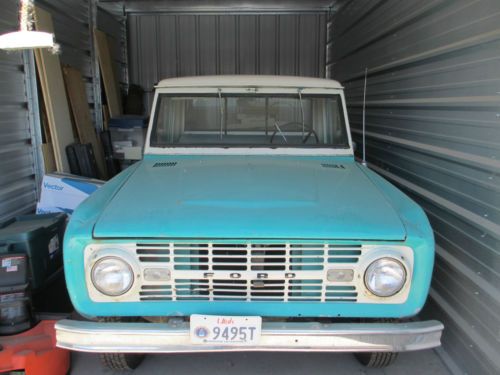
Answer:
190;314;262;346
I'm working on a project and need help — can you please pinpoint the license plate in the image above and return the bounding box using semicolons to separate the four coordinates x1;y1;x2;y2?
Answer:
190;314;262;346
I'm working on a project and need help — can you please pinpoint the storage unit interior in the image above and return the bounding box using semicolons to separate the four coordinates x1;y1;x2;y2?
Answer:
0;0;498;374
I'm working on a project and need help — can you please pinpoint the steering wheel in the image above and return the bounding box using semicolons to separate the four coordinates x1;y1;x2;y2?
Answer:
270;121;319;144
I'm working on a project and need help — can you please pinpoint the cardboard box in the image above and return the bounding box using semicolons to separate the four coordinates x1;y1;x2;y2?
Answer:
36;173;104;215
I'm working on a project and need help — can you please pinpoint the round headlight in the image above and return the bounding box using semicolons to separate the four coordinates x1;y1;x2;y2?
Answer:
364;258;406;297
91;257;134;296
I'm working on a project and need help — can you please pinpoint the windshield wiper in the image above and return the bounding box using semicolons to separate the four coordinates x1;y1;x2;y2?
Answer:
298;88;305;140
274;121;288;143
218;88;224;139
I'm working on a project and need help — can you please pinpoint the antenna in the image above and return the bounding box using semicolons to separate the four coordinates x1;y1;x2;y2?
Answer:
362;67;368;166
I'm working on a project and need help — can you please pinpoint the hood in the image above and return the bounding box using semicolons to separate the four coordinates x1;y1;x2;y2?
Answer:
93;156;406;240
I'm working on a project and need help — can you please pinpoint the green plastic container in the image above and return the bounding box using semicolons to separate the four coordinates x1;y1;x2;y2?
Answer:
0;213;67;290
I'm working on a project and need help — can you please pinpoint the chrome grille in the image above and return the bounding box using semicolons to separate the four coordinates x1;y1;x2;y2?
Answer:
136;242;361;302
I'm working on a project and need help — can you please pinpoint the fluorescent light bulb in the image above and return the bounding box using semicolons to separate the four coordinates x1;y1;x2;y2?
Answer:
0;0;58;52
0;30;55;50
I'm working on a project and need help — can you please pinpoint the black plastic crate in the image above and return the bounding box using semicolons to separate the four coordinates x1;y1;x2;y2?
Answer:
0;213;67;290
66;142;99;178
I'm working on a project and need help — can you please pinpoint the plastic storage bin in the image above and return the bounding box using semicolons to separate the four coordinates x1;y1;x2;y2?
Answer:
109;115;148;160
0;213;67;290
0;286;31;335
0;246;28;288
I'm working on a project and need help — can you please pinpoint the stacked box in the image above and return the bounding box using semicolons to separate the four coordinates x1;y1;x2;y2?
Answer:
36;173;104;215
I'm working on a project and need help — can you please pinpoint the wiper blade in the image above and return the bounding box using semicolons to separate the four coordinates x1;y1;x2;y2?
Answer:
274;121;288;143
298;88;305;140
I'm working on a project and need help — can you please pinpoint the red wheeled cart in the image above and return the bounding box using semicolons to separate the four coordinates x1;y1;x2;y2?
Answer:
0;320;70;375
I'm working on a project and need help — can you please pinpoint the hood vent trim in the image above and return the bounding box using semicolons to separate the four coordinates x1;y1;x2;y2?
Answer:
321;163;345;169
153;162;177;168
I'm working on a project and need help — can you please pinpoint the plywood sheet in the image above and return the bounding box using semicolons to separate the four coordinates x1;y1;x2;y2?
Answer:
42;143;56;173
94;28;122;119
63;66;108;179
34;6;74;173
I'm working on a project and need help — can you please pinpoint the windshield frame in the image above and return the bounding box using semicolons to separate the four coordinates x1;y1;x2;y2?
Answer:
145;86;354;156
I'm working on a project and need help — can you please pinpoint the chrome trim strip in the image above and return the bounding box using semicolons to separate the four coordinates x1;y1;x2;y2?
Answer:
55;319;443;353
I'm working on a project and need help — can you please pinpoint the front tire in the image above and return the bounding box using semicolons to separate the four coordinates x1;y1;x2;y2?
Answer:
354;352;398;368
98;317;145;371
100;352;145;371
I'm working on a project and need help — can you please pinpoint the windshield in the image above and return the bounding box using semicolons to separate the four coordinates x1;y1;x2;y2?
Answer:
150;93;349;148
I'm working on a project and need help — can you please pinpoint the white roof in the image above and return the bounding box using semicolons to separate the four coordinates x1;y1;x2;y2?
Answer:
156;75;343;89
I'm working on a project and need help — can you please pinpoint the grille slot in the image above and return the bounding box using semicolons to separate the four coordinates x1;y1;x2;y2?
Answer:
139;285;172;301
136;243;171;263
288;279;323;301
327;246;361;264
173;244;209;270
325;285;357;302
250;280;285;301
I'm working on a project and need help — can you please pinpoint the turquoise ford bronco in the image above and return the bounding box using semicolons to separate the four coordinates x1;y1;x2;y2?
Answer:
56;75;443;370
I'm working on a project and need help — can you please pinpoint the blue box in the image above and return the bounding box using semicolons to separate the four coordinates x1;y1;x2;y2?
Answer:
36;173;104;215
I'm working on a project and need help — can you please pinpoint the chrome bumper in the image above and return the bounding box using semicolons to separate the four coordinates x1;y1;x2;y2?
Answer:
55;319;443;353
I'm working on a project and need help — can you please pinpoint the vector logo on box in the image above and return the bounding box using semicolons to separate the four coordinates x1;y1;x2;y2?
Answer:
43;182;64;191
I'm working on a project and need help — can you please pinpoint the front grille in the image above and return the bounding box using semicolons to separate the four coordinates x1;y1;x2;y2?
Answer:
87;242;413;305
135;242;361;302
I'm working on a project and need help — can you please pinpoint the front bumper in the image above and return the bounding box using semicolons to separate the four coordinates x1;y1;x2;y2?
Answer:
55;319;443;353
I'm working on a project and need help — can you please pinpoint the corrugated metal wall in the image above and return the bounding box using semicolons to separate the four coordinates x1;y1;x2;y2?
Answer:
328;1;500;374
0;1;38;221
98;7;128;89
38;0;95;121
127;13;326;110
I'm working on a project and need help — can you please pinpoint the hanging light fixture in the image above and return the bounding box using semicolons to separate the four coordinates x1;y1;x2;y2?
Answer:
0;0;58;51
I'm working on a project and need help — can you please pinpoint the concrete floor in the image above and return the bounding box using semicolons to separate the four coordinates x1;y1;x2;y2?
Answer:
71;349;450;375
